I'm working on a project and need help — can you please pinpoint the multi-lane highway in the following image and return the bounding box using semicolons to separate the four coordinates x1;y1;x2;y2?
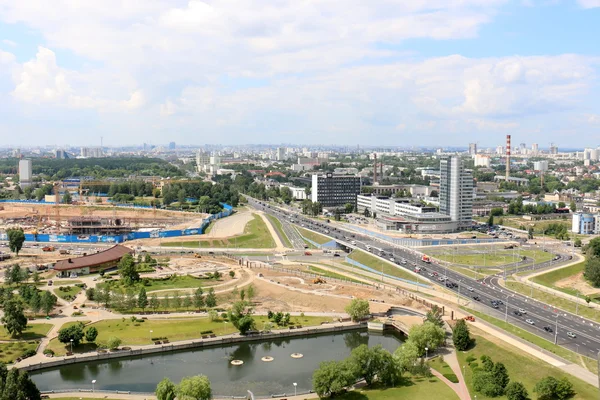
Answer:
247;198;600;359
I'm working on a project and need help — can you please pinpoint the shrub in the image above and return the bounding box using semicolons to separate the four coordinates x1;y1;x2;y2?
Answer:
21;349;36;358
43;349;54;356
466;355;476;364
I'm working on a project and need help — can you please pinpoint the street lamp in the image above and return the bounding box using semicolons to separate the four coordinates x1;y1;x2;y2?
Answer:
70;339;73;353
150;330;153;343
92;380;96;392
425;347;429;359
293;382;297;396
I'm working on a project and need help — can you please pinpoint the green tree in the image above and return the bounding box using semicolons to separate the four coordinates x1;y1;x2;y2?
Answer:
228;301;256;335
312;360;355;398
205;288;217;308
584;256;600;287
246;284;255;300
558;201;566;209
394;341;419;373
176;375;212;400
118;253;139;285
408;322;446;355
107;336;122;350
425;305;444;328
172;291;182;310
86;287;96;302
344;298;370;322
569;200;576;212
1;298;27;337
150;294;160;311
348;344;395;386
85;327;98;343
452;319;471;351
193;287;204;309
138;287;148;311
62;190;72;204
573;238;582;248
17;369;42;400
29;290;42;314
555;377;574;400
32;271;41;285
183;294;192;309
228;270;235;279
6;228;25;256
534;376;558;400
488;214;494;227
156;377;176;400
239;289;245;302
492;362;510;390
528;227;534;240
505;381;529;400
58;322;85;346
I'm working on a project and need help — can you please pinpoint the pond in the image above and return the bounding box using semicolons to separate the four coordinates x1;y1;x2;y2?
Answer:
31;329;403;397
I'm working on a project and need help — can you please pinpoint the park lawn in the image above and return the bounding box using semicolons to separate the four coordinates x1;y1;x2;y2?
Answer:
307;265;368;285
53;285;82;301
46;315;333;356
533;261;585;287
296;227;331;245
347;250;418;282
457;333;597;400
52;280;83;285
336;376;459;400
98;274;218;294
0;323;52;341
504;280;600;323
462;307;597;375
265;214;292;248
0;341;39;364
429;356;459;383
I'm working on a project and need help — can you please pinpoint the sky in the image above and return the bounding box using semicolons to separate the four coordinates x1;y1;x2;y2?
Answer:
0;0;599;148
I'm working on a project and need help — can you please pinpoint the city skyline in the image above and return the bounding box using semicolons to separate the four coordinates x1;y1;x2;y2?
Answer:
0;1;599;146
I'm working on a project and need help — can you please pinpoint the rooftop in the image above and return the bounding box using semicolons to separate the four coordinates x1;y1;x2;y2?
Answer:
54;245;133;271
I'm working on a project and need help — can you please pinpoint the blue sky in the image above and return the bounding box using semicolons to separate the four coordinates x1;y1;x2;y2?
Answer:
0;0;599;148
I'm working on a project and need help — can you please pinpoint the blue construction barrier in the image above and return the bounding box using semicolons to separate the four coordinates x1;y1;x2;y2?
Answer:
0;203;233;244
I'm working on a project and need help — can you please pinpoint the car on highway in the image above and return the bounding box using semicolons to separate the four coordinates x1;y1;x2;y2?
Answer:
518;308;526;314
467;287;474;292
543;326;553;333
526;319;535;325
472;295;481;301
513;310;523;316
567;331;576;338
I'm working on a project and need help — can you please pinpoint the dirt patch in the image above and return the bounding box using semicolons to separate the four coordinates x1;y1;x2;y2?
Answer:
555;271;600;296
207;211;253;238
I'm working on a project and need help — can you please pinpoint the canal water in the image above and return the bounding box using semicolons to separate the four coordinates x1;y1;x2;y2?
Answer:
31;329;403;397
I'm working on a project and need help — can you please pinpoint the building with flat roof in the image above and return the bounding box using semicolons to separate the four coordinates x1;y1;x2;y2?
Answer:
53;245;133;277
18;159;32;188
439;156;474;230
311;173;361;208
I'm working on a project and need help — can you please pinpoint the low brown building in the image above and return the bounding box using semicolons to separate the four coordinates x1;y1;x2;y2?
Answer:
53;245;133;277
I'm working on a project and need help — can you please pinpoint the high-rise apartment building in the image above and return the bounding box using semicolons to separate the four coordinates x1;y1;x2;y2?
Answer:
468;143;477;155
311;173;361;208
439;156;473;230
196;151;210;173
18;159;32;188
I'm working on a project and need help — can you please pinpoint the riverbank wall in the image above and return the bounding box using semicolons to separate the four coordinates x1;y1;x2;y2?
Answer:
21;321;365;372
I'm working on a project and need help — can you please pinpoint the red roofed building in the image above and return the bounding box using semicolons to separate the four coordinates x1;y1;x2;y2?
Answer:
53;245;133;277
266;171;286;178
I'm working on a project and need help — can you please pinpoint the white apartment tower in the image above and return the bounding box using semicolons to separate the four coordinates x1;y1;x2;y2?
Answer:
439;156;473;230
18;159;32;188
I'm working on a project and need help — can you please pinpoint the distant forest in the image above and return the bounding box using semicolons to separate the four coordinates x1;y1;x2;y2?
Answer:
0;158;184;180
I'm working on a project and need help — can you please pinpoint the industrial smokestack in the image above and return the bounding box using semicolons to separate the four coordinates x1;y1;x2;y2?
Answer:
506;135;511;181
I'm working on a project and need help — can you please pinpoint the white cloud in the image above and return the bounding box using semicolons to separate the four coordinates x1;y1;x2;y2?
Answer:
578;0;600;8
2;39;16;47
120;90;146;110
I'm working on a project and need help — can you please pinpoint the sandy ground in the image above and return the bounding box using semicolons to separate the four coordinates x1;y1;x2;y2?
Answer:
555;271;600;296
207;211;253;237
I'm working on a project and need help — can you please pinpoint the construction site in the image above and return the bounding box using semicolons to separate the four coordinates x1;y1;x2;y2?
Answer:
0;202;207;237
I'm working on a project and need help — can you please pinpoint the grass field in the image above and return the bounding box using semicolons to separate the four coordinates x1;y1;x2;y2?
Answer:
500;218;571;233
307;265;368;285
296;227;331;245
162;214;276;249
429;356;459;383
265;214;292;248
46;315;332;356
504;280;600;323
54;285;82;301
347;251;418;282
0;323;52;341
457;333;597;400
530;262;600;302
336;377;459;400
0;341;39;364
98;274;218;294
462;307;597;375
425;246;554;268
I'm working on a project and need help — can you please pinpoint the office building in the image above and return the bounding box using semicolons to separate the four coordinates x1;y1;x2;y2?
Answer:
473;154;491;167
533;161;549;172
439;156;474;230
311;173;361;208
276;147;286;161
196;151;211;173
169;142;176;150
18;159;32;188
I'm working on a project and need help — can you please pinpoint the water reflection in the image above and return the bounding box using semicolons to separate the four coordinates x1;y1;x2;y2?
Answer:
32;329;402;397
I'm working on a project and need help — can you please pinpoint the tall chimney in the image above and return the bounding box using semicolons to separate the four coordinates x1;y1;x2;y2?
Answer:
373;154;378;184
505;135;511;181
